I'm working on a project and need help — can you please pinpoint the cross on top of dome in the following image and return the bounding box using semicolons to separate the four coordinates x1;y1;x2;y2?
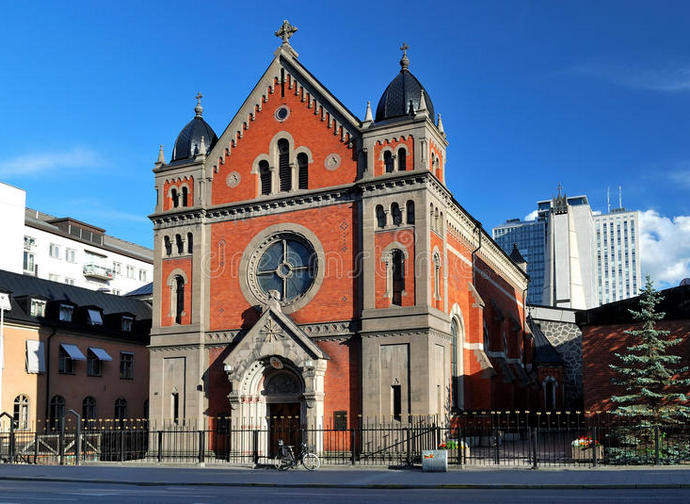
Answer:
400;42;410;70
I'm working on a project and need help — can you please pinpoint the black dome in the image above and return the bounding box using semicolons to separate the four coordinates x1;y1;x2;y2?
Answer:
171;116;218;162
375;69;435;123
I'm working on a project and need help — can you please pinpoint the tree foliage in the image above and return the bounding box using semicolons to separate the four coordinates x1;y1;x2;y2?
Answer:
610;276;690;425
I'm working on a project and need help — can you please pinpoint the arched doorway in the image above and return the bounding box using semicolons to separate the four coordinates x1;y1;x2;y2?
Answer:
263;366;304;455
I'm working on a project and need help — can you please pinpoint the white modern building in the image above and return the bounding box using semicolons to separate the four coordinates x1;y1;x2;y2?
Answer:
540;192;596;310
1;182;153;295
593;208;641;305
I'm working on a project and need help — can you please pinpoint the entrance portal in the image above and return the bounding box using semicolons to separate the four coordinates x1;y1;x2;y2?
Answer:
268;402;301;456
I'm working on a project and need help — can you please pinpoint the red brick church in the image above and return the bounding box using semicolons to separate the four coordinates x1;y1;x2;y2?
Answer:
148;21;535;433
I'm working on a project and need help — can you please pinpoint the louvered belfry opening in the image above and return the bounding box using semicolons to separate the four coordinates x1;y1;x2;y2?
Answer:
278;139;291;192
297;153;308;189
259;160;271;195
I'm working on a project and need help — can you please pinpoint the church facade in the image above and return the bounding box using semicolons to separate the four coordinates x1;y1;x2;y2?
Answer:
148;23;533;433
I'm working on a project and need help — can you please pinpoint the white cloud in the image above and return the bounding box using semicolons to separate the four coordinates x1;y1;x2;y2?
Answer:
524;209;539;221
571;62;690;93
0;148;99;178
639;210;690;287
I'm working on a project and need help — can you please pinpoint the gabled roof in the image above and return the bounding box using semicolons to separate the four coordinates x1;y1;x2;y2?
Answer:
206;46;362;174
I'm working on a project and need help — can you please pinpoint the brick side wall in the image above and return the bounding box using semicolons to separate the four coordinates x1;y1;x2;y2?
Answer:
374;228;415;308
160;257;193;326
163;176;194;211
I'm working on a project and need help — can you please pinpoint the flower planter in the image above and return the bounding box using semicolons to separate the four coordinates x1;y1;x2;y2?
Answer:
422;450;448;472
571;445;604;461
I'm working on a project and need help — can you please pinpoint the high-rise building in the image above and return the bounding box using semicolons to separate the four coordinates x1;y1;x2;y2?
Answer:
540;192;596;310
593;208;641;304
493;190;641;309
493;219;546;305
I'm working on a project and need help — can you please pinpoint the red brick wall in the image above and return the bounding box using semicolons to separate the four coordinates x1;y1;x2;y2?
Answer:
163;176;194;210
373;136;414;176
160;257;192;326
430;231;444;311
582;320;690;411
429;140;444;180
209;204;356;330
212;76;356;205
374;229;415;308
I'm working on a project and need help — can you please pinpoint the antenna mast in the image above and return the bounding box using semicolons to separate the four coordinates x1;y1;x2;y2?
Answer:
607;187;610;213
618;185;622;209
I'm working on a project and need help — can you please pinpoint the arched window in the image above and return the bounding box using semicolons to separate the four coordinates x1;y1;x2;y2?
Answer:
297;153;308;190
391;203;402;226
114;398;127;420
164;236;172;256
171;188;179;208
406;201;415;225
175;275;185;324
430;204;435;231
49;395;65;430
187;232;193;254
175;234;184;255
483;320;490;351
391;250;404;306
398;148;407;171
82;396;96;422
376;205;386;229
181;186;188;207
384;150;394;173
439;212;444;235
433;253;441;299
13;395;29;430
434;208;440;234
278;139;291;192
259;160;271;195
544;377;557;410
450;318;459;407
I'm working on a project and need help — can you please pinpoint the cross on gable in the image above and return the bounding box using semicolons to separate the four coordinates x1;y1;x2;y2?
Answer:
275;19;298;45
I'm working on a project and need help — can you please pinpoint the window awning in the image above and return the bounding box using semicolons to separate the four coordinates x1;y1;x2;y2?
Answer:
88;347;112;361
26;340;46;373
60;343;86;360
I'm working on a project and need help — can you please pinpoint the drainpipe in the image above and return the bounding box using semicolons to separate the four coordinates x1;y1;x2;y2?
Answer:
44;327;57;420
471;221;482;284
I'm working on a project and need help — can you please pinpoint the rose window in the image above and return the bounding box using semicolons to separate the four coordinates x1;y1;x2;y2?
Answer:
255;236;316;302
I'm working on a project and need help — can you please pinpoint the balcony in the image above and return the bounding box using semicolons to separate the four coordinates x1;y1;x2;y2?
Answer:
83;264;113;281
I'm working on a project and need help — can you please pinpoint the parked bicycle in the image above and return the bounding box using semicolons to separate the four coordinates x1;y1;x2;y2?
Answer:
274;440;320;471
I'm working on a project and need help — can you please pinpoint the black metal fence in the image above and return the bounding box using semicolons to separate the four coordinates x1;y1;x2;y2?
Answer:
2;411;689;467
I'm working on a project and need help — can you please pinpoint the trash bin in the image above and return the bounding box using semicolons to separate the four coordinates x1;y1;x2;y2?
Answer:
421;450;448;472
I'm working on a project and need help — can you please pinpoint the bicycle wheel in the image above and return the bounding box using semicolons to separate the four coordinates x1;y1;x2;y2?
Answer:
302;452;320;471
274;455;291;471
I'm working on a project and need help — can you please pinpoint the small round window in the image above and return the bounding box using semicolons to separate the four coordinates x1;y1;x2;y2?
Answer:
274;106;290;122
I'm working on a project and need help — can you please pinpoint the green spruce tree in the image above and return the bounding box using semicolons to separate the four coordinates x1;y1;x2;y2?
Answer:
610;276;690;424
608;276;690;463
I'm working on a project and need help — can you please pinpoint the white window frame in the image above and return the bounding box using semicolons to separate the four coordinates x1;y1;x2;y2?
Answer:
49;243;61;259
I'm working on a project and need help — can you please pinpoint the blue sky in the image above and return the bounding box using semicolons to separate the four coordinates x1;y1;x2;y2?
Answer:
1;1;689;287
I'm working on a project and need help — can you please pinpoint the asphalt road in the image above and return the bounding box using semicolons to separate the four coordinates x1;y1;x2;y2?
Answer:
0;481;689;504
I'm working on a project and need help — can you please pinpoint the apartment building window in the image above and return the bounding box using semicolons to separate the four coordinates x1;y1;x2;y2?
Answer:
30;299;46;317
49;243;61;259
114;398;127;420
65;248;76;263
64;278;75;286
49;396;65;430
112;289;121;295
113;262;122;276
23;251;35;273
139;269;147;282
13;395;29;430
49;274;60;282
58;347;74;374
121;316;134;332
126;265;135;279
87;309;103;326
82;396;96;421
120;352;134;380
87;350;102;377
59;304;73;322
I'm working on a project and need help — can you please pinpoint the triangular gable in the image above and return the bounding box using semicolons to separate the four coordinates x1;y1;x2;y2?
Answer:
223;303;329;381
206;46;363;176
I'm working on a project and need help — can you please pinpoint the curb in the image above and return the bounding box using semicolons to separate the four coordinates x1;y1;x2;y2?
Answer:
0;476;689;490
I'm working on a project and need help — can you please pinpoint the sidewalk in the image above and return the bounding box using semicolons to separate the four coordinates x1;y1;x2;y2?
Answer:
0;464;689;489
